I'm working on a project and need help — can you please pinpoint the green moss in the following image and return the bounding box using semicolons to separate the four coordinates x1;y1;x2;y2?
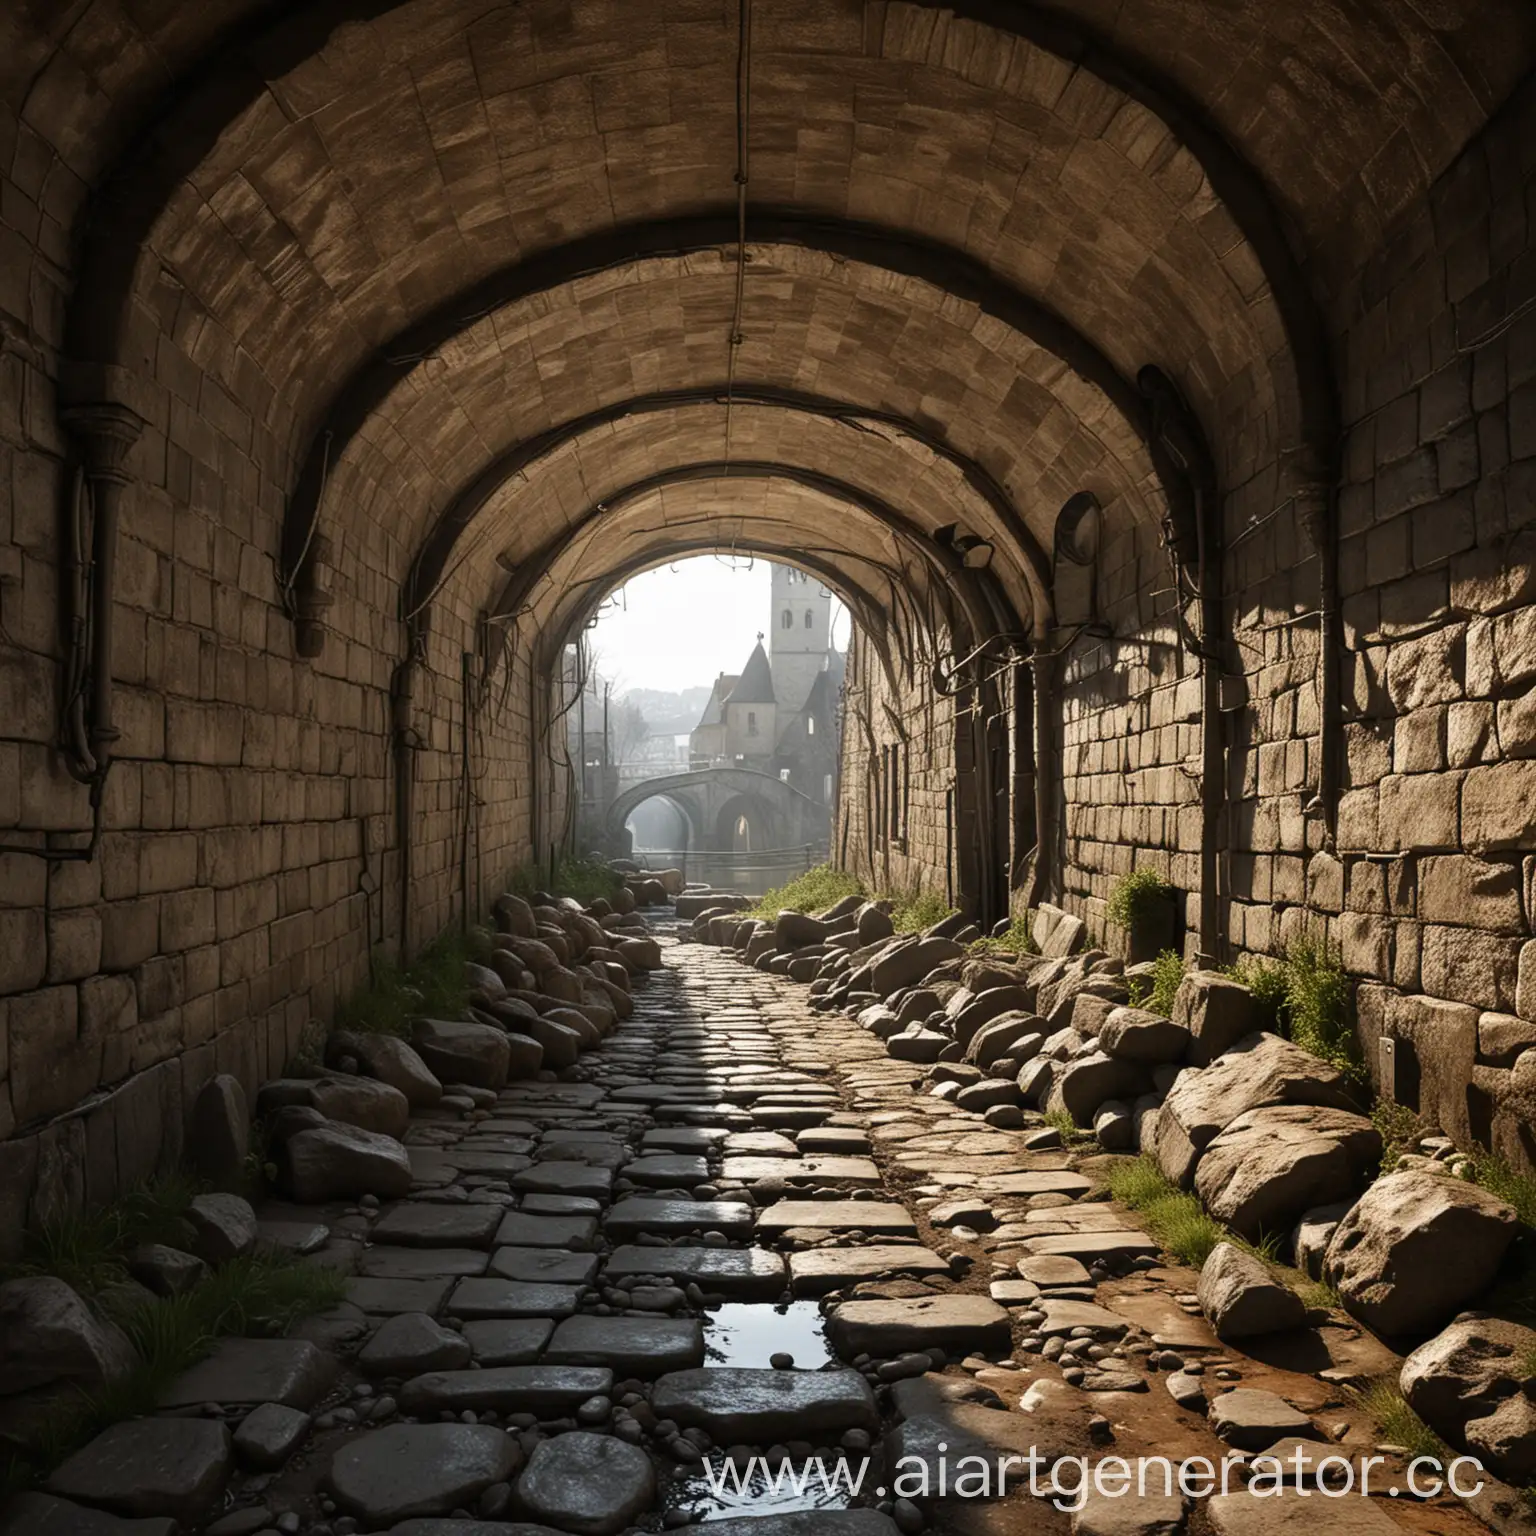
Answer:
1106;867;1172;933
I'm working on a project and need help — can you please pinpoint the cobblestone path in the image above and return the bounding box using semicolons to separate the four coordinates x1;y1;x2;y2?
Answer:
18;921;1499;1536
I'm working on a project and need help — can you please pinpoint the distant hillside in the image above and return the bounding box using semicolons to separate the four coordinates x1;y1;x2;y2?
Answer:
619;685;714;736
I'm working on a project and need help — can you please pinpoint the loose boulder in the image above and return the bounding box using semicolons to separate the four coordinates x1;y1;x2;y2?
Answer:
1198;1243;1307;1339
186;1074;249;1189
284;1122;413;1203
257;1074;411;1138
0;1277;137;1398
1194;1105;1381;1243
410;1019;512;1090
1153;1033;1358;1187
1098;1006;1190;1064
1045;1052;1152;1126
871;938;965;995
186;1193;258;1264
1324;1170;1519;1335
329;1031;442;1108
776;911;831;951
1402;1315;1536;1483
1173;971;1261;1066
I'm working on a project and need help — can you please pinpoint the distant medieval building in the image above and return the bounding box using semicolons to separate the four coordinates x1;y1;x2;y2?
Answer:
689;565;843;805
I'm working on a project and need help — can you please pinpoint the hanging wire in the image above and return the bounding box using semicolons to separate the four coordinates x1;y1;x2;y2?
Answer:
723;0;753;467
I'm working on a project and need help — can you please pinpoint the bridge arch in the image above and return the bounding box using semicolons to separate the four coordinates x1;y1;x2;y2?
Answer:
605;769;830;858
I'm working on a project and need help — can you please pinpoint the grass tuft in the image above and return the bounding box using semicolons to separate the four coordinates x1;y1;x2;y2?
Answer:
507;854;622;907
1282;931;1359;1079
1106;1155;1288;1270
1463;1147;1536;1230
334;929;486;1040
746;863;865;922
1;1175;201;1296
1129;949;1186;1015
1369;1100;1423;1176
1042;1107;1087;1143
1107;1156;1228;1268
888;890;957;933
2;1185;347;1494
744;863;956;933
969;912;1038;957
1357;1379;1448;1463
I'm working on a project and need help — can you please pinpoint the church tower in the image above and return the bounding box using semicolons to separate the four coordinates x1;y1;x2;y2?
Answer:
769;563;832;719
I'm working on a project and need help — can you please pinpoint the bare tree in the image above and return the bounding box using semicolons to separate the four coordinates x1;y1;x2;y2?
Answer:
611;698;651;764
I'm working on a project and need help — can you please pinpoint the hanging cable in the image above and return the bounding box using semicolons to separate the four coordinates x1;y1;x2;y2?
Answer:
723;0;753;467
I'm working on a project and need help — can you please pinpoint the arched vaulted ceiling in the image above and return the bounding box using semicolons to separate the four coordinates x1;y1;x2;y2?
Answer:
19;0;1534;666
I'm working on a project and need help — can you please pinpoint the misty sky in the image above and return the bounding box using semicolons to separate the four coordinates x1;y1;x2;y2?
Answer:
587;557;849;695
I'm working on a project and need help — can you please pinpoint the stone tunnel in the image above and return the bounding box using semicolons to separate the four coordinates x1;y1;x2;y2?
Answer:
2;0;1535;1229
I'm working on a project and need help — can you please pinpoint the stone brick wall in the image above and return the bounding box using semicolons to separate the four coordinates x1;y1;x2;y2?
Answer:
829;80;1536;1169
836;629;958;905
0;134;551;1249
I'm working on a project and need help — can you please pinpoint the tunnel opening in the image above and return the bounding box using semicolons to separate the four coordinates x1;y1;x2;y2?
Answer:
0;0;1530;1339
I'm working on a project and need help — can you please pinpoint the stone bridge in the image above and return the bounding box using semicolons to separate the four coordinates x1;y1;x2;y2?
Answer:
605;768;830;856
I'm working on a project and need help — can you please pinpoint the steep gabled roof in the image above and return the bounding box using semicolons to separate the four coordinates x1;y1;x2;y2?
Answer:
725;642;776;705
694;673;738;729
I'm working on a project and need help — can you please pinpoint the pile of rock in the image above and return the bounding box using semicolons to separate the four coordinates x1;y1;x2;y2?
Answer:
0;1187;266;1454
250;887;667;1207
704;891;1535;1405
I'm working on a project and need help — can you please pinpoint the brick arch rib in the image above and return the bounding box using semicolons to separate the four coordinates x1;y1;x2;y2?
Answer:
60;0;1333;477
401;376;1060;643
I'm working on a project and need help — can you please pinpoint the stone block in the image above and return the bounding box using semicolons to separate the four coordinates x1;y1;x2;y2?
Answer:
1385;625;1464;711
1519;940;1536;1022
1478;1012;1536;1068
0;908;45;993
1493;605;1536;690
100;899;160;971
1393;707;1446;773
1335;788;1378;851
1447;701;1495;766
10;987;100;1128
1422;925;1522;1012
1377;773;1460;851
1463;761;1536;850
1497;690;1536;756
1339;912;1391;980
45;909;101;983
1306;853;1343;912
1417;854;1525;931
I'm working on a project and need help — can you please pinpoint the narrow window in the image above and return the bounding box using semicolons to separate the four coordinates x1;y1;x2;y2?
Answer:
781;609;792;629
804;609;813;628
806;716;815;736
748;711;758;736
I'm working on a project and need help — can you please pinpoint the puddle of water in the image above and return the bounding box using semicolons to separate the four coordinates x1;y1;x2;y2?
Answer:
704;1302;833;1369
664;1454;860;1522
